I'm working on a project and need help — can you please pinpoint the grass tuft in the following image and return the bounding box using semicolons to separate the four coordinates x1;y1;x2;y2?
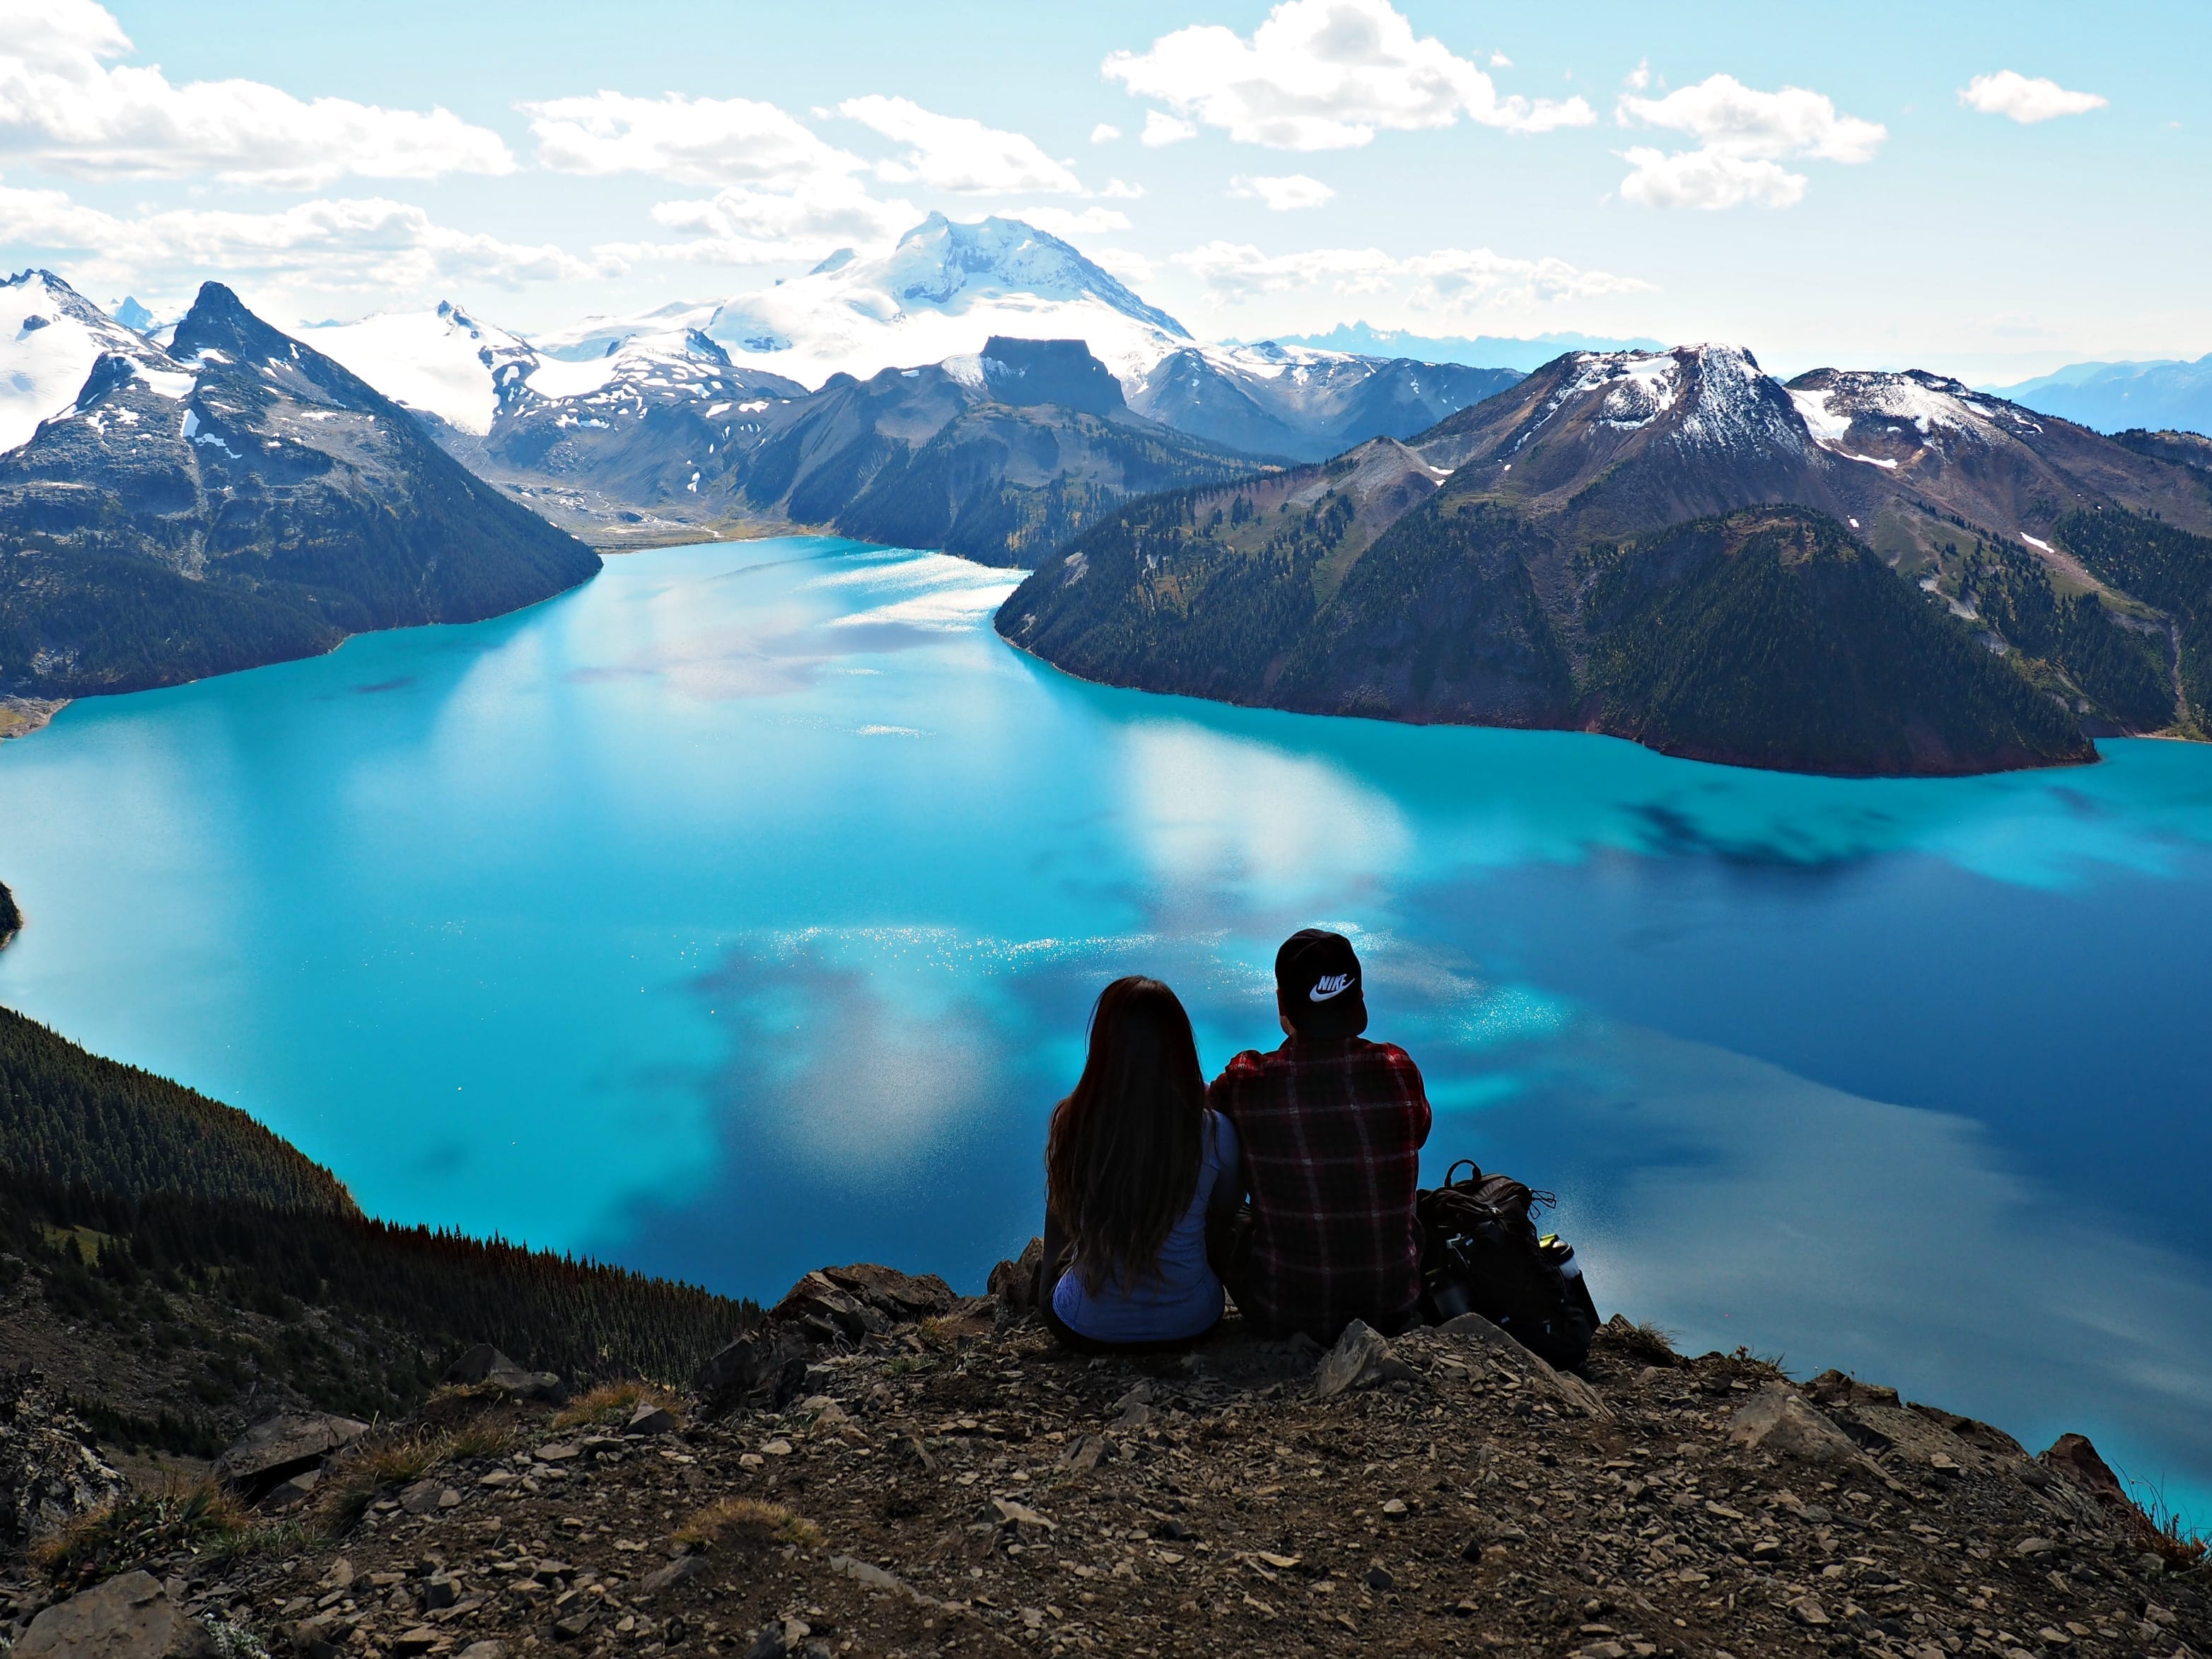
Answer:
313;1431;450;1534
33;1477;249;1584
2125;1476;2211;1571
552;1380;681;1432
675;1497;821;1552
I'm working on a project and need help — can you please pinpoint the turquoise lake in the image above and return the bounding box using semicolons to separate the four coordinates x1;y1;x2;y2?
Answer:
4;535;2211;1518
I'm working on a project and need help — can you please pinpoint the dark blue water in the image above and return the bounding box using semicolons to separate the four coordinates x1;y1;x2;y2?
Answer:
3;537;2208;1520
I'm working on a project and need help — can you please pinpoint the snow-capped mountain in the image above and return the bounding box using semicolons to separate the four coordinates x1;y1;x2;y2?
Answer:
695;214;1190;390
1;270;171;454
1416;346;2212;552
304;301;537;435
0;282;595;699
281;219;1535;474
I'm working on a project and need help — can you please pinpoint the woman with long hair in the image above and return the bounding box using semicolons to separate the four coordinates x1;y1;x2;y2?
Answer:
1040;975;1242;1350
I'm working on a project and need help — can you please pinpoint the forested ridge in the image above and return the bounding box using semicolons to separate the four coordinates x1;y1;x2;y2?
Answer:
0;1006;356;1215
0;1005;758;1441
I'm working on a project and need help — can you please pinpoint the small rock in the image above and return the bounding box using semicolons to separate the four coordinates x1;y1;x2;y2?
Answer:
640;1556;708;1596
2013;1536;2059;1557
399;1479;444;1515
260;1468;322;1512
761;1438;793;1457
1366;1566;1395;1592
627;1402;678;1436
392;1628;439;1656
1380;1498;1409;1520
535;1442;581;1462
554;1606;598;1641
1788;1595;1830;1627
994;1497;1056;1542
458;1645;506;1659
423;1574;460;1610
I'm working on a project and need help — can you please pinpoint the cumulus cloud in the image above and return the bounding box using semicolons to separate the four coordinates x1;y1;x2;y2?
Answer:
834;95;1083;194
1141;110;1199;147
527;91;860;187
607;176;919;267
1088;246;1158;286
0;182;595;295
1615;146;1805;209
1104;0;1593;151
1007;205;1134;238
1229;173;1335;210
1171;238;1651;314
1090;122;1122;144
1614;72;1885;209
0;0;511;187
526;92;938;266
1960;70;2107;124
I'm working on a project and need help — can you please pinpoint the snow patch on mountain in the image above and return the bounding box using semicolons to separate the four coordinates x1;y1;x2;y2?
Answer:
305;302;537;435
1;269;163;453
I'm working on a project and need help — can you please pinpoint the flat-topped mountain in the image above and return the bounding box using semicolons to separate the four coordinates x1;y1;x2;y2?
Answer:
0;282;599;700
1000;345;2212;775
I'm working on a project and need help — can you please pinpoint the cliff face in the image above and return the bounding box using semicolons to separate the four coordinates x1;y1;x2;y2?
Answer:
4;1263;2204;1658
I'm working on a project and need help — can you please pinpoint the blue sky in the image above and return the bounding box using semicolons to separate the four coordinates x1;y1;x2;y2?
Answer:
3;0;2205;382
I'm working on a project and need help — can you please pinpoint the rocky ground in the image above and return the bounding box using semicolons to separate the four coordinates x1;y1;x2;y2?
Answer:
3;1263;2205;1659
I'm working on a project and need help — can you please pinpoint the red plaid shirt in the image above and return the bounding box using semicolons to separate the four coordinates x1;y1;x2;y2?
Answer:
1208;1035;1432;1341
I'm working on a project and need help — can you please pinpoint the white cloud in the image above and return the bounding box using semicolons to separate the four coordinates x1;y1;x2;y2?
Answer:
1616;146;1805;209
1099;178;1145;199
610;176;919;267
835;95;1082;194
1959;70;2107;124
0;182;595;296
1008;205;1134;238
1088;246;1158;286
1614;72;1884;209
1104;0;1593;151
1141;110;1199;147
1090;122;1122;144
1229;172;1336;210
527;91;860;187
0;0;512;187
1489;52;1513;69
1172;238;1651;313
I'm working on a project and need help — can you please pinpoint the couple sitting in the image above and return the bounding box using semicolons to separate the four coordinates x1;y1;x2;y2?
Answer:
1040;929;1430;1350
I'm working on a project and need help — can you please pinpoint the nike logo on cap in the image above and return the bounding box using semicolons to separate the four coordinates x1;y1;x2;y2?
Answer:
1310;973;1354;1002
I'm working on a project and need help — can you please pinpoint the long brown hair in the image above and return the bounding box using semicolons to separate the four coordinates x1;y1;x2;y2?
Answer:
1046;976;1206;1294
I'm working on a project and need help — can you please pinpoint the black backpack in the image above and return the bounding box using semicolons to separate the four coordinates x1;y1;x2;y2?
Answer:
1416;1159;1599;1370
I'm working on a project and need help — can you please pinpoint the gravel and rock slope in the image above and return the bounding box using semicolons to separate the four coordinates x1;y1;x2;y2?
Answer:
6;1261;2203;1659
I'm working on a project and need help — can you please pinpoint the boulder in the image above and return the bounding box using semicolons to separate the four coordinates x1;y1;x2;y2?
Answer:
1313;1320;1411;1399
2040;1433;2130;1508
697;1322;815;1411
626;1402;679;1437
212;1411;367;1499
987;1238;1046;1316
1727;1385;1867;1465
16;1569;216;1658
441;1344;568;1405
699;1263;962;1414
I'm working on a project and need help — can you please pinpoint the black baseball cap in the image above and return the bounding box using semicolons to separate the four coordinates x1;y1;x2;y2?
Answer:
1275;928;1368;1039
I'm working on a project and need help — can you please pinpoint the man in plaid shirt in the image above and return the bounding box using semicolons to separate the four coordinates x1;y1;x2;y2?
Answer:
1208;929;1432;1341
